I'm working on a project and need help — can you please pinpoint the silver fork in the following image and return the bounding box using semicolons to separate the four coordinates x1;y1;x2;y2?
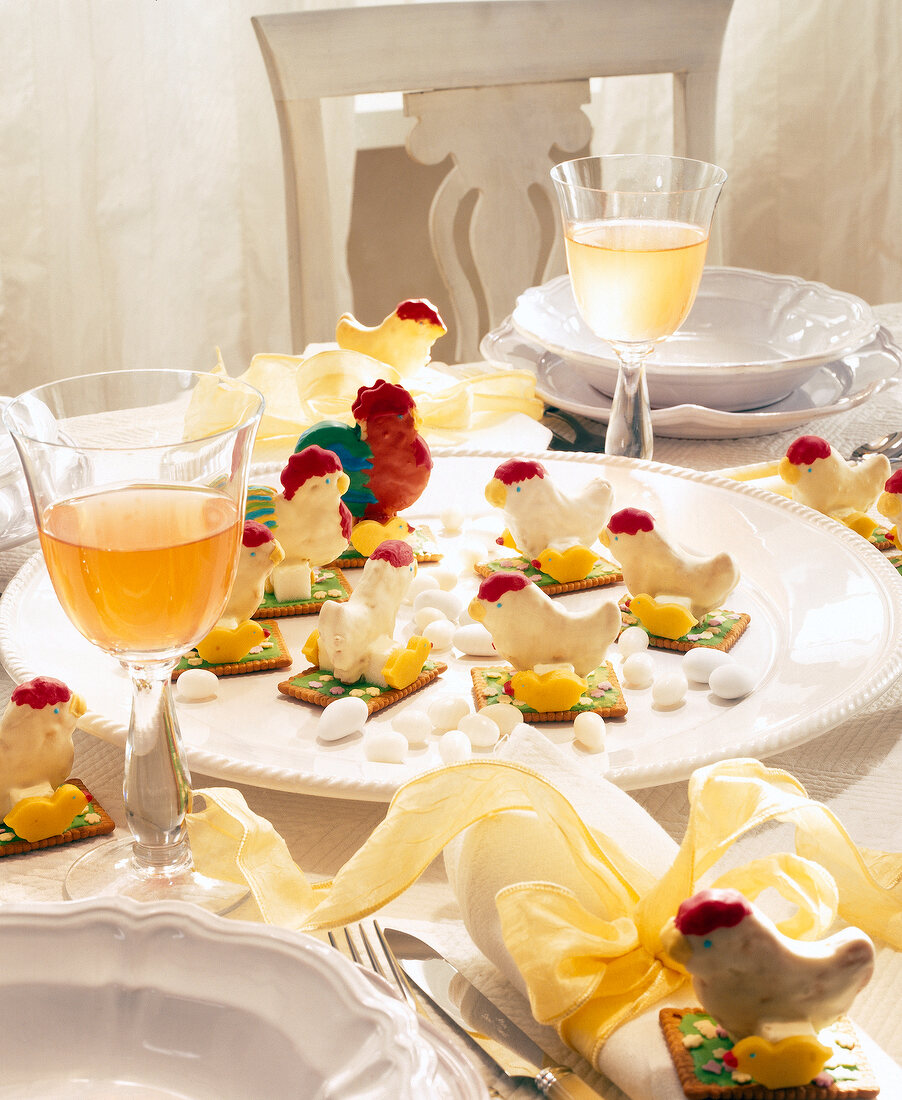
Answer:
328;920;418;1012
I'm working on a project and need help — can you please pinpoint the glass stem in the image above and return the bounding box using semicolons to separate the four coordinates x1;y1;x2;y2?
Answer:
123;661;193;874
606;342;654;460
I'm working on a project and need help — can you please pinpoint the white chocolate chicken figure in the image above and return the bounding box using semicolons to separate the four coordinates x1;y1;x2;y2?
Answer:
0;677;87;835
246;445;353;603
336;298;447;377
485;459;614;583
195;521;285;665
304;539;432;690
877;468;902;544
778;435;890;523
468;572;620;711
661;887;875;1089
600;508;739;632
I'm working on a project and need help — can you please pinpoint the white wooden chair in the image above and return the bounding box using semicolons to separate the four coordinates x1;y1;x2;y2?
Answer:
253;0;734;362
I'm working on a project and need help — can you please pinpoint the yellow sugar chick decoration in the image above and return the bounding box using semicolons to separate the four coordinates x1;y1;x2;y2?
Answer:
534;545;599;584
628;594;698;641
729;1034;831;1090
350;517;411;559
195;621;266;665
509;667;587;713
382;636;432;690
4;784;88;843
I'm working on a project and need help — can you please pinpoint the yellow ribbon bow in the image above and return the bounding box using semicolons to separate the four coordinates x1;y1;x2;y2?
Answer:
188;756;902;1069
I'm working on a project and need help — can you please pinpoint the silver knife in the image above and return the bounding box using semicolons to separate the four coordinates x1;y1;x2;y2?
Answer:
382;927;603;1099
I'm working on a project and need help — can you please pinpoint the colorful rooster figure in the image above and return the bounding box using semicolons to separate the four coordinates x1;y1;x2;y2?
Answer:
468;571;621;712
485;459;614;583
246;445;353;604
661;887;875;1090
778;435;890;536
294;379;433;557
336;298;447;377
1;676;89;843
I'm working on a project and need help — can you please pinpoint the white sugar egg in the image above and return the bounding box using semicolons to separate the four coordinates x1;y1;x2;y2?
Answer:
477;703;522;737
617;626;649;657
413;589;465;621
317;696;369;742
652;672;688;709
391;708;431;745
709;663;756;700
428;695;471;732
621;652;655;688
573;711;606;752
404;573;440;605
440;507;466;535
459;713;500;749
176;669;219;702
363;727;408;763
414;605;446;630
439;729;472;763
430;567;459;591
423;618;455;652
453;623;497;657
682;648;733;684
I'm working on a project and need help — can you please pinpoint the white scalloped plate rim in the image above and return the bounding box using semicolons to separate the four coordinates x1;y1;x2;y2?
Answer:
2;448;902;799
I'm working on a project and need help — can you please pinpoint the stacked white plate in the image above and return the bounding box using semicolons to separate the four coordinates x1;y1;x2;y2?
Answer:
482;268;901;439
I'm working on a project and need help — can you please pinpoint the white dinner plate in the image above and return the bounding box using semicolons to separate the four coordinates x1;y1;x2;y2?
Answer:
0;395;36;550
3;451;902;799
0;899;486;1100
482;320;901;440
512;269;879;411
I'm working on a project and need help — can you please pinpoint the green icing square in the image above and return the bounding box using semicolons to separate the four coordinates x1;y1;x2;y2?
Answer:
288;660;439;701
478;663;622;715
620;604;742;648
256;566;348;612
176;623;289;674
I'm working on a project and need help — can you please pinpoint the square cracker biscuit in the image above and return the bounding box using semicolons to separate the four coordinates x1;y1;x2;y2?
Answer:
279;660;447;715
660;1007;879;1099
173;620;292;679
619;601;751;653
252;566;351;618
1;779;115;858
475;553;622;596
470;661;627;722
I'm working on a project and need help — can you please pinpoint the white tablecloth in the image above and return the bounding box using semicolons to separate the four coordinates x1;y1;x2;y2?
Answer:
4;304;902;1099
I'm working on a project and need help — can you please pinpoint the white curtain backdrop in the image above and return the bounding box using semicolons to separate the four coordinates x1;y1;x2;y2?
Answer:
1;0;900;395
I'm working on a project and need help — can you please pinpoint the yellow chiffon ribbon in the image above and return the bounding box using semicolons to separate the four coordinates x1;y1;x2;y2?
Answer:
188;348;544;458
188;757;902;1067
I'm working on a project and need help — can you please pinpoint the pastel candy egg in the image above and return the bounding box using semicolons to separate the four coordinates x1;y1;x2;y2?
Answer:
477;703;522;737
709;663;756;700
621;652;654;688
414;605;446;630
453;623;497;657
459;713;500;749
404;573;440;605
317;695;368;742
428;695;471;732
413;589;465;621
683;647;733;685
423;618;455;652
176;669;219;702
652;672;688;708
430;567;459;591
391;708;431;745
439;729;472;763
618;626;649;657
363;727;408;763
455;539;485;572
573;711;606;752
440;507;466;535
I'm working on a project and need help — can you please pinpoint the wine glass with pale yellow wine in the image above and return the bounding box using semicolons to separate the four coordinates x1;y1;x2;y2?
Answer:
5;369;263;909
551;155;726;459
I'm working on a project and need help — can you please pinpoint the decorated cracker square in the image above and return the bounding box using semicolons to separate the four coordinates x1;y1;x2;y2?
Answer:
335;524;442;569
470;661;627;723
620;599;750;653
660;1008;879;1100
279;660;447;715
174;619;292;679
0;779;115;858
475;553;622;596
252;565;351;618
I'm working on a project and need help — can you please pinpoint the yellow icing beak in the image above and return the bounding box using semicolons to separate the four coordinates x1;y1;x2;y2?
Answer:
69;694;87;720
778;455;801;484
484;479;506;510
657;918;691;972
337;472;351;495
598;528;610;548
468;598;485;623
271;540;286;567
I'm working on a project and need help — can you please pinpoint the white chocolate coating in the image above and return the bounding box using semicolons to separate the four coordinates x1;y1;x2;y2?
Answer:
0;688;87;816
779;447;890;516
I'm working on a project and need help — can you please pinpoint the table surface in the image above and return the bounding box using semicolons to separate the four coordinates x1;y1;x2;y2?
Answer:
4;303;902;1099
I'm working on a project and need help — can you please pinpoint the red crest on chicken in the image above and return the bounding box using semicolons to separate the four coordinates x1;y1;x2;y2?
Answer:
674;887;752;935
280;445;344;501
885;468;902;493
242;520;276;547
11;676;71;710
785;434;832;465
493;458;546;485
351;379;417;421
607;507;655;536
477;572;531;602
370;539;415;567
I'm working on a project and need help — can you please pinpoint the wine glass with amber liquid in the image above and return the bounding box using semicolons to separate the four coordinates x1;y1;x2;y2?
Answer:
5;369;262;908
551;155;726;459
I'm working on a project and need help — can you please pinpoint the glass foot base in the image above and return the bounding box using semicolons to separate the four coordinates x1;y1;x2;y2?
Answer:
63;838;248;915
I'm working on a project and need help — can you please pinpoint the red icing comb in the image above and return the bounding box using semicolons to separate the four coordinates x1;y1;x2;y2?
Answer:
785;435;831;465
674;888;752;936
